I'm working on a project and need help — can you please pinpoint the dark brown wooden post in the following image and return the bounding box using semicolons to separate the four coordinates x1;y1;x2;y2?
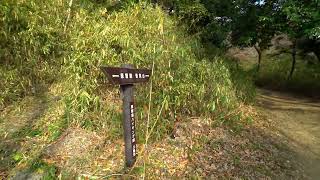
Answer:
100;65;151;168
120;64;137;167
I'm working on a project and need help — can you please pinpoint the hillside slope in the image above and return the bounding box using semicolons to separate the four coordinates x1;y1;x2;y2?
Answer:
0;1;304;179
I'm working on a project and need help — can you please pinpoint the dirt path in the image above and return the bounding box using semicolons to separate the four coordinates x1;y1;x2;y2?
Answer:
257;88;320;179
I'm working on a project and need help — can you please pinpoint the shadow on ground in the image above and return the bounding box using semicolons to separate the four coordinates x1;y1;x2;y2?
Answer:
257;88;320;179
0;95;50;178
137;116;306;179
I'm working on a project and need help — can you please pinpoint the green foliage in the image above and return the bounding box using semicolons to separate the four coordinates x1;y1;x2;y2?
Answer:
12;152;24;162
176;1;209;33
30;160;57;179
47;118;68;142
12;126;42;139
0;0;65;108
226;59;257;103
256;56;320;97
0;0;253;142
281;0;320;39
158;0;232;47
60;2;242;139
230;1;278;52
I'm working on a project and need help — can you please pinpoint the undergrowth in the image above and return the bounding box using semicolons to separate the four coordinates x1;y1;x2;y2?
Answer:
0;0;65;109
0;0;258;178
255;55;320;98
1;0;254;138
61;1;249;141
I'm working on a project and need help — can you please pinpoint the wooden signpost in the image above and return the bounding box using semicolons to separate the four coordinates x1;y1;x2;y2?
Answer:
101;64;151;167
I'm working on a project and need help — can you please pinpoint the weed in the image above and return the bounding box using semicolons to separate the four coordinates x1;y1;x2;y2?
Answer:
30;160;57;179
12;152;24;162
47;118;68;142
10;122;43;139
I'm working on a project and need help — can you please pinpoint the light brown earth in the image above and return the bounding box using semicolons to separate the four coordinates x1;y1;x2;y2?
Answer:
257;88;320;179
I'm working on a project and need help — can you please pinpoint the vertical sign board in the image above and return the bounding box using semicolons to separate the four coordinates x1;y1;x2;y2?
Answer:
130;102;136;158
101;65;151;167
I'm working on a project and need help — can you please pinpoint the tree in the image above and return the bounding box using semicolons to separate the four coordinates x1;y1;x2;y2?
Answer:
158;0;240;47
171;0;234;47
297;38;320;62
230;1;279;71
279;0;320;78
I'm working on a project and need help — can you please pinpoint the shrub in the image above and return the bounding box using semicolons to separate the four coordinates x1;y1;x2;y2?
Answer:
1;1;252;140
61;2;243;139
0;0;65;108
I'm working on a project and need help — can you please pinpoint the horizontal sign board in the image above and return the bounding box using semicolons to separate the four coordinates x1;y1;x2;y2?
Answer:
101;66;151;85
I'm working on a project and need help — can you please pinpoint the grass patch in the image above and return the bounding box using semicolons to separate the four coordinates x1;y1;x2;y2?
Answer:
255;55;320;98
29;159;57;179
12;127;42;139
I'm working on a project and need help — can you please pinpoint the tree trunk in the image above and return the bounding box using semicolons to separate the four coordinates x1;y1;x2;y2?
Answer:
289;40;297;79
254;45;262;72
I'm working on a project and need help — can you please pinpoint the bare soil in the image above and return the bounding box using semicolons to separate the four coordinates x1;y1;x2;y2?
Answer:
257;88;320;179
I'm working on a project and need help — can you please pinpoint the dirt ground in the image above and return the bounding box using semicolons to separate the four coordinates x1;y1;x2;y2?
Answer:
257;88;320;179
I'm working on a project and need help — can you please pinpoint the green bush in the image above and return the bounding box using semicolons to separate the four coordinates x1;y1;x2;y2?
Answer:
61;2;244;138
0;0;65;108
1;1;253;140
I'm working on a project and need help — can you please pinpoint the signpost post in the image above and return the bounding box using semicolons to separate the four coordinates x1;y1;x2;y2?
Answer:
101;64;151;167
